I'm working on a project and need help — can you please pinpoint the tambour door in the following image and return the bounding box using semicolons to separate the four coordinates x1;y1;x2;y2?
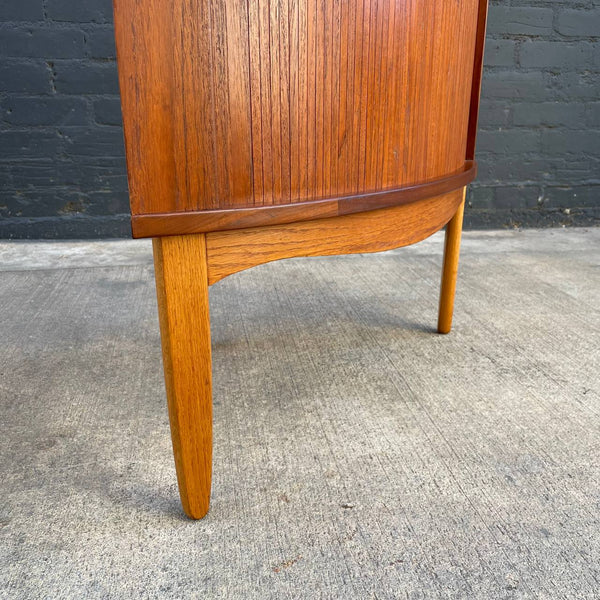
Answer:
113;0;483;236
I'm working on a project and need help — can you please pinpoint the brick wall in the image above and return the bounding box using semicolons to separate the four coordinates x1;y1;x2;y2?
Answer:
0;0;129;237
470;1;600;228
0;0;598;238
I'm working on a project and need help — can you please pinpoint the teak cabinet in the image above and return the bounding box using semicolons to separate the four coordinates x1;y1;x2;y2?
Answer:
113;0;489;519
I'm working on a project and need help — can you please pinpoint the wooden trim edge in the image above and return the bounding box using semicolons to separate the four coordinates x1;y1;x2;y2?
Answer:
132;161;477;238
466;0;489;160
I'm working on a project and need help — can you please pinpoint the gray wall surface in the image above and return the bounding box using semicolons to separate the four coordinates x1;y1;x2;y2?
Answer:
0;0;599;238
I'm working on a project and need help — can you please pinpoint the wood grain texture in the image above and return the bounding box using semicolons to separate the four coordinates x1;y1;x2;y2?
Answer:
131;161;476;238
437;191;466;334
153;234;212;519
114;0;483;236
205;189;464;286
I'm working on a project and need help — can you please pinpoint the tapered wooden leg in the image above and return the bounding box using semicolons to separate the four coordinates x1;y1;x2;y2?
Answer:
437;189;466;334
153;234;212;519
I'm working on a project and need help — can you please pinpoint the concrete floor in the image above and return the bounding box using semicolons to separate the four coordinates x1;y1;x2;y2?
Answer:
1;228;599;599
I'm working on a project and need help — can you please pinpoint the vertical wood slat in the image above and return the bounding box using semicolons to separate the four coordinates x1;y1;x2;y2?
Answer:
315;0;325;199
337;0;353;196
306;0;317;201
115;0;482;219
208;1;231;205
269;1;283;204
279;0;292;203
257;0;274;206
289;0;300;202
379;0;396;191
357;0;373;193
224;1;254;206
248;0;264;204
297;0;309;200
350;0;366;195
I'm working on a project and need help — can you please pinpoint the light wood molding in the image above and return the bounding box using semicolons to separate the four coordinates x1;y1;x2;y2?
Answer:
206;189;464;286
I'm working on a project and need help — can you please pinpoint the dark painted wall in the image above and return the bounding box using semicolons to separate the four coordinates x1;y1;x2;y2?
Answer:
0;0;599;238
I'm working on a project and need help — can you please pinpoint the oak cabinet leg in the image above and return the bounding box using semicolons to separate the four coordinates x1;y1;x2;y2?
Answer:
153;234;212;519
437;190;466;334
